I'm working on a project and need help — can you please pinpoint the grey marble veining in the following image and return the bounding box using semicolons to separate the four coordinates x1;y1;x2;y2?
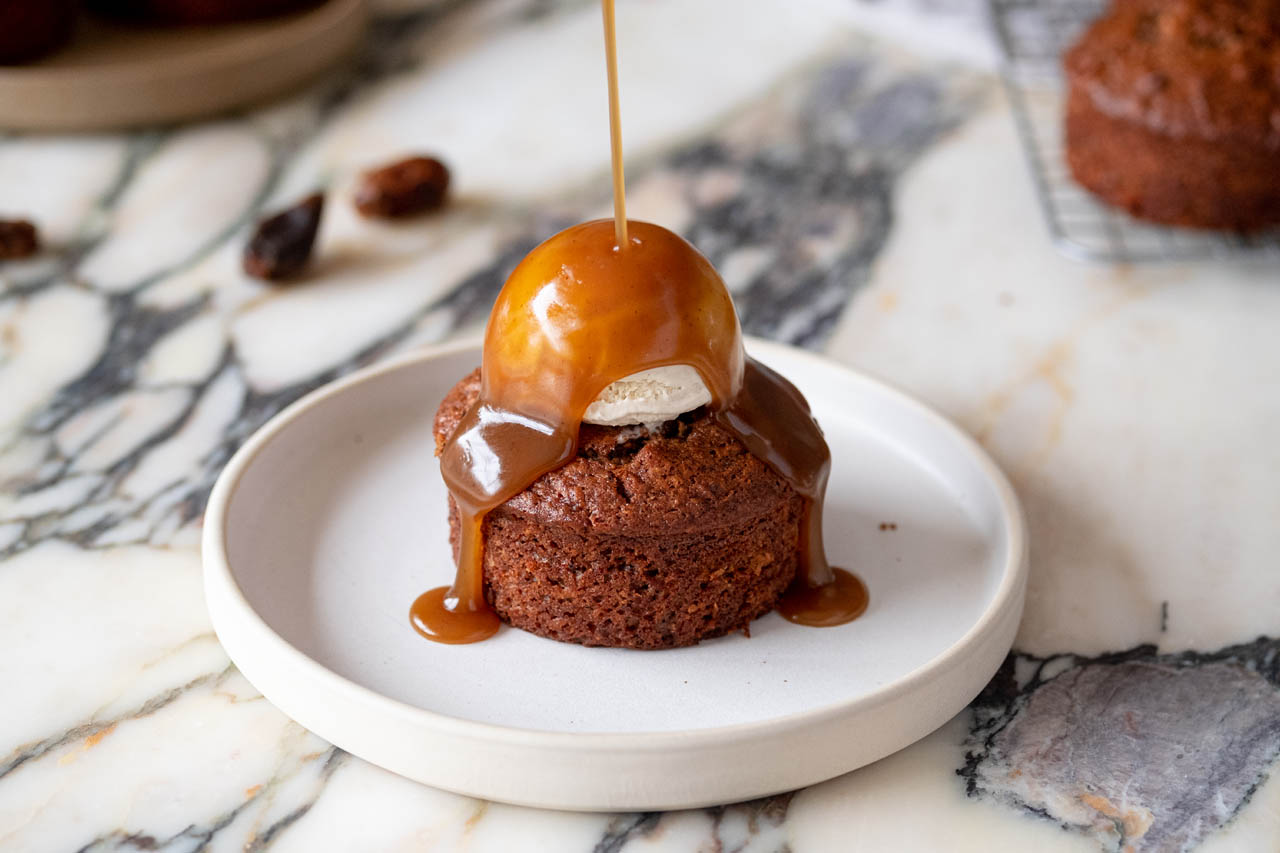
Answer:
670;61;987;345
73;734;343;853
591;795;792;853
963;638;1280;851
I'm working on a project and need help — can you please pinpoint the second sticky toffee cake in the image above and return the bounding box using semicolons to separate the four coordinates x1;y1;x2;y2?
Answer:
434;370;803;649
1063;0;1280;230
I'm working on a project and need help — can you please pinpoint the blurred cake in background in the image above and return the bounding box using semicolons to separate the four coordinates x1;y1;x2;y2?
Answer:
433;367;806;650
1063;0;1280;230
0;1;74;64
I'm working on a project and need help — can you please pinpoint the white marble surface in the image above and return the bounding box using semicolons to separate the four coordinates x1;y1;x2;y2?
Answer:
1;0;1278;850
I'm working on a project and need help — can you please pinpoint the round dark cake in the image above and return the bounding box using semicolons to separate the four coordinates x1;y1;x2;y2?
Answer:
0;1;75;65
1063;0;1280;230
85;0;324;25
433;369;804;650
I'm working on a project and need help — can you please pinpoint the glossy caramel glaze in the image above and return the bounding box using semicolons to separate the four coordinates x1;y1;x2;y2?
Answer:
413;219;865;643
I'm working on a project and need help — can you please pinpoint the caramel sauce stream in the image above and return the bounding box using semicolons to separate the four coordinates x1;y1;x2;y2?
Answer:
601;0;627;247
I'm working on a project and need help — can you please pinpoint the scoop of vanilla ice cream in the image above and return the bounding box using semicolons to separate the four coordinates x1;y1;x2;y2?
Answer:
582;365;712;427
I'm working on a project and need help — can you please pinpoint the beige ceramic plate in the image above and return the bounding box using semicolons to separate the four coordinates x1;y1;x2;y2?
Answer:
202;338;1028;811
0;0;366;132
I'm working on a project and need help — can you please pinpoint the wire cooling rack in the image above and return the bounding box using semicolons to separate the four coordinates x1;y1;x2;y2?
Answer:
988;0;1280;263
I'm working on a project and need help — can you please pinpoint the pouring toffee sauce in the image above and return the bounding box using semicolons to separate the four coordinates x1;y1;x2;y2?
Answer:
410;1;867;645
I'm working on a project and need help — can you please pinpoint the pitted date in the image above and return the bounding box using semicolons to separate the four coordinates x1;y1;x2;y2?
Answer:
242;193;324;281
0;220;39;260
354;156;450;219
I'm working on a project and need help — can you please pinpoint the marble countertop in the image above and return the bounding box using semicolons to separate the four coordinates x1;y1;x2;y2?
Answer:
2;0;1277;850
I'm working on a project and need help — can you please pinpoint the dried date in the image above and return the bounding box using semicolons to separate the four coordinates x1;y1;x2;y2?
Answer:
243;193;324;281
353;156;450;219
0;220;39;260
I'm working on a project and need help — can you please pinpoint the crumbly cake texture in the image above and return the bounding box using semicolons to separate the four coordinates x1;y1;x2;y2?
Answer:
1062;0;1280;230
433;369;803;649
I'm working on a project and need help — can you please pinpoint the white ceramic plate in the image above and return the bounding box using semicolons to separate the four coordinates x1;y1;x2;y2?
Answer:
203;339;1026;811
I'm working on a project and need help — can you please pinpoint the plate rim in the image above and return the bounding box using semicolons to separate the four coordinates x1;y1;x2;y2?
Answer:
0;0;365;83
0;0;367;132
203;337;1027;753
